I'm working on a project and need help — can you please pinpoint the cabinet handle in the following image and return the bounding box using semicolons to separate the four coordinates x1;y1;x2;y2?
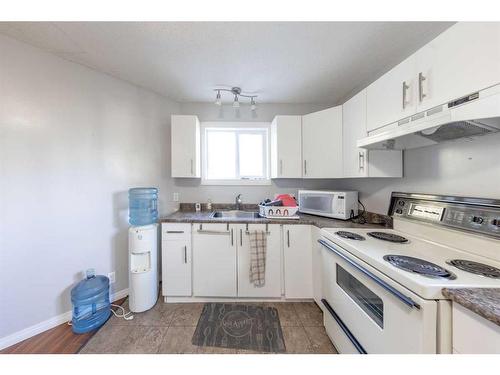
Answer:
358;151;365;171
287;230;290;248
183;245;187;264
304;160;307;176
418;72;426;103
231;228;234;246
402;81;410;109
240;228;243;246
280;160;283;176
190;159;194;175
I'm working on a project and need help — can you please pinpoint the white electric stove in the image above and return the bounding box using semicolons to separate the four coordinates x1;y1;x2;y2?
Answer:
319;192;500;354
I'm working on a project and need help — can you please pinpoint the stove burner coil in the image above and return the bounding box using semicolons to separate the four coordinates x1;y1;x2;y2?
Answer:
384;255;456;279
335;231;365;241
446;259;500;279
368;232;409;243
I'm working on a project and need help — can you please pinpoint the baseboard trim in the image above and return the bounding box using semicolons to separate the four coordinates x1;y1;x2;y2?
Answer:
0;288;129;351
163;296;315;303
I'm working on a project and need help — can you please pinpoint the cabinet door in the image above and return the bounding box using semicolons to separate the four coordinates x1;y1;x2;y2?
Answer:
192;223;237;297
343;90;403;178
162;239;192;296
366;55;417;131
302;106;343;178
270;116;302;178
342;90;369;178
283;225;313;299
311;227;323;309
162;224;192;296
416;22;500;112
171;115;200;177
236;224;282;297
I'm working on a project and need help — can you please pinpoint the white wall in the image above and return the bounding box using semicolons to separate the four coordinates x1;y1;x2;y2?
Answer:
175;102;334;204
0;34;180;340
334;133;500;214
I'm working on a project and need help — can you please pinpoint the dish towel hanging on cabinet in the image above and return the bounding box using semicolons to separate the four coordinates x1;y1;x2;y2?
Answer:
249;230;267;287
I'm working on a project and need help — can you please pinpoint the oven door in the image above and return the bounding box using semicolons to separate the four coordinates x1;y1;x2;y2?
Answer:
320;238;437;354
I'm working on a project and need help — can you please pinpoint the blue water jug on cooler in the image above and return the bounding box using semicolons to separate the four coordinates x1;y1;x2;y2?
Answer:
70;269;111;334
129;187;158;226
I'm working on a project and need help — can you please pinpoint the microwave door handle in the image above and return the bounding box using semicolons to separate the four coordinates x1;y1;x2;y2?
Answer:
321;299;367;354
319;239;421;309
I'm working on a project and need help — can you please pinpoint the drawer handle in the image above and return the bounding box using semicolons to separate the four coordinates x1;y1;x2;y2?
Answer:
166;230;184;234
319;239;420;309
197;230;230;235
322;299;367;354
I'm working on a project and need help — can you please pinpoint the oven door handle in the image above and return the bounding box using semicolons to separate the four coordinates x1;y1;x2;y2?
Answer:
319;239;421;309
322;298;367;354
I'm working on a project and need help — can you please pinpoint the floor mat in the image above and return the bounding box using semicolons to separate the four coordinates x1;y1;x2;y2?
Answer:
192;303;286;353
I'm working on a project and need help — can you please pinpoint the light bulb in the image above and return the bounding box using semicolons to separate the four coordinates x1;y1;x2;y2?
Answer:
215;90;221;106
233;94;240;108
250;97;257;111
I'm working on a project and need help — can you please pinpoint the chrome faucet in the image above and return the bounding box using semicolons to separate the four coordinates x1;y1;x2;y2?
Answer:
235;194;242;210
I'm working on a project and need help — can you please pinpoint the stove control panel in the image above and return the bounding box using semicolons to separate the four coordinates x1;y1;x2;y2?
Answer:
390;193;500;239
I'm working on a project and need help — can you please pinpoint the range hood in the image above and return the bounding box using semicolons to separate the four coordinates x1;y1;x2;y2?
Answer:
357;84;500;150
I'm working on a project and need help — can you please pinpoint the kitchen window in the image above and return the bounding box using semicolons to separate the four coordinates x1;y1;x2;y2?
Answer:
201;122;270;185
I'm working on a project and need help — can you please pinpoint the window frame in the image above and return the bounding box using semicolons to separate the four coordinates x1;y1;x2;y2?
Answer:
201;122;271;186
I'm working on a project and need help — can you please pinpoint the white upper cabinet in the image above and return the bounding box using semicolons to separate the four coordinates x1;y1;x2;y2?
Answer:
171;115;201;178
302;106;343;178
366;55;417;132
343;90;403;178
270;116;302;178
343;90;369;177
366;22;500;132
415;22;500;112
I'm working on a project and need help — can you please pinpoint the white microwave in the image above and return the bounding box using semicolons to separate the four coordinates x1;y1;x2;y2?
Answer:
298;190;358;220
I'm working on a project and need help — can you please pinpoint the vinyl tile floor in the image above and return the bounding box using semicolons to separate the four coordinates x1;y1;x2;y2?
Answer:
79;299;337;354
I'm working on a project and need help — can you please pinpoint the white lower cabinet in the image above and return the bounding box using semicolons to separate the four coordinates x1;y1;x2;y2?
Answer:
192;223;237;297
161;223;192;297
236;224;282;298
283;225;313;299
311;226;323;308
452;303;500;354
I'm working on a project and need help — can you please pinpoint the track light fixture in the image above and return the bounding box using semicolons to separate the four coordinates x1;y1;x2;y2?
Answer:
213;87;257;110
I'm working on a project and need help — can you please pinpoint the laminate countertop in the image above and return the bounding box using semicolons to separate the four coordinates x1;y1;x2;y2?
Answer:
159;210;389;229
442;288;500;326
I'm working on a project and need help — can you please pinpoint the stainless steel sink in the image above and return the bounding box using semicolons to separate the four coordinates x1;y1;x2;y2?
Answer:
209;210;260;219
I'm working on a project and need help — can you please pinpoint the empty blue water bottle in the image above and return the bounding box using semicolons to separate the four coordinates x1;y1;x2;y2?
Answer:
71;269;111;334
129;187;158;226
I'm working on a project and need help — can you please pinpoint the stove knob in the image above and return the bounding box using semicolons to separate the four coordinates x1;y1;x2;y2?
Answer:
395;209;403;214
398;200;405;206
492;219;500;228
471;216;484;224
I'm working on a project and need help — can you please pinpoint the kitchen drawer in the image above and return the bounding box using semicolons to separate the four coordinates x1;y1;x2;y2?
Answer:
452;303;500;354
162;223;191;240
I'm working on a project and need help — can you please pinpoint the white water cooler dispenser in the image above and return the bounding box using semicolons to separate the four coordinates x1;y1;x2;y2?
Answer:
128;224;159;312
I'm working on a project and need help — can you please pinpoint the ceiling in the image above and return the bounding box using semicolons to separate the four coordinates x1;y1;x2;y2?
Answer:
0;22;454;105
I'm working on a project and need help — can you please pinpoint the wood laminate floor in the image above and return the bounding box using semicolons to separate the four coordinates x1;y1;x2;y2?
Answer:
1;298;127;354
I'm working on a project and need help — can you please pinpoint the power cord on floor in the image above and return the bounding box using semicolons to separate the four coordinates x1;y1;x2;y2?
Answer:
111;304;134;320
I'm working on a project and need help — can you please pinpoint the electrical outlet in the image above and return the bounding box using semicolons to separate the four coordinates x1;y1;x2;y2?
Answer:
108;272;116;284
173;192;179;202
